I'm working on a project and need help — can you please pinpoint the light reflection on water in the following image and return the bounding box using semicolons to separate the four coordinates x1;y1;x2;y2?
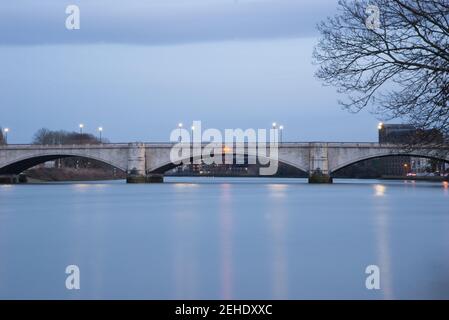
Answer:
0;178;448;299
219;183;233;299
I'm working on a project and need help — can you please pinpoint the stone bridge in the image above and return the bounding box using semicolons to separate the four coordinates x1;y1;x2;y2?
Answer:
0;142;448;183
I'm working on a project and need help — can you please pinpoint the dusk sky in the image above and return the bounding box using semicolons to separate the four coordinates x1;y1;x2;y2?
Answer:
0;0;385;143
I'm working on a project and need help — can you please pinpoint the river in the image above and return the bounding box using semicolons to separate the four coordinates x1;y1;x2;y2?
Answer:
0;178;448;299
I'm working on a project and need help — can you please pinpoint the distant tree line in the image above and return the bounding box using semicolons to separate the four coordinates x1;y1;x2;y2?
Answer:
32;128;108;145
32;128;109;169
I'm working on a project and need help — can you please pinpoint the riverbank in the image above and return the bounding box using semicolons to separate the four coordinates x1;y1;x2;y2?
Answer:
24;167;125;182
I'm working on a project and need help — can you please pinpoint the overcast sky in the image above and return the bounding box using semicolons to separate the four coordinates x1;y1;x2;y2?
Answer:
0;0;383;143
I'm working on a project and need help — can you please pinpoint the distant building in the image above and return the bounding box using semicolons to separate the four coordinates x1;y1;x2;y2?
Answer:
331;123;448;178
377;124;414;175
379;123;444;144
44;161;56;168
378;124;416;144
378;123;446;175
410;157;431;173
166;161;306;177
32;160;57;169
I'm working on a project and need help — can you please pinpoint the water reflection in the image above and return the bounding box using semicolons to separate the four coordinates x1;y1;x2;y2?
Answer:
266;184;289;299
172;200;199;299
219;184;233;299
72;183;91;191
1;178;449;299
267;184;288;199
173;183;199;188
0;184;13;191
374;184;386;197
373;184;394;299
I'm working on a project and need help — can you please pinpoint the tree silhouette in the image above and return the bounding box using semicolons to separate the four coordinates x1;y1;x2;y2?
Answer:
31;128;109;169
314;0;449;142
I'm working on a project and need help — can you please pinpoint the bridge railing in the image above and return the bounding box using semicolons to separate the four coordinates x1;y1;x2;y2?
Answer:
1;141;446;148
1;141;383;145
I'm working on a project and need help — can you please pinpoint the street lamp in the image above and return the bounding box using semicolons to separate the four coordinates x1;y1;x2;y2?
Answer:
3;128;9;144
272;122;277;129
403;163;409;175
98;127;103;143
279;125;284;143
191;125;195;144
377;122;385;144
79;123;84;134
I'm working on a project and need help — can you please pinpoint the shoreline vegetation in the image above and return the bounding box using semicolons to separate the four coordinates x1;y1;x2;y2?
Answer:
24;167;126;182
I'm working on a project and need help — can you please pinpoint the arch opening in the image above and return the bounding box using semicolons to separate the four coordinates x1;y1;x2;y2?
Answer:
332;154;449;179
0;154;126;180
149;154;308;177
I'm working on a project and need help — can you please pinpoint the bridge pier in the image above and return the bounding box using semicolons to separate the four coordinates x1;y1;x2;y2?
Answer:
126;143;164;183
126;142;147;183
126;174;164;183
146;174;164;183
308;171;333;184
126;175;146;183
308;143;333;184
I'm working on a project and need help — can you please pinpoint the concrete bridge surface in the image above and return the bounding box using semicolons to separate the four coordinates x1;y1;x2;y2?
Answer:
0;142;448;183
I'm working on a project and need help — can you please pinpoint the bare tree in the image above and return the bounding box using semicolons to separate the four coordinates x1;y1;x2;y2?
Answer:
32;128;53;145
314;0;449;143
32;128;108;168
32;128;105;145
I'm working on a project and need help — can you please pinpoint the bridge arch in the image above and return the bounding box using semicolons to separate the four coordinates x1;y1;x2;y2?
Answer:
147;153;309;175
330;152;449;174
0;152;127;175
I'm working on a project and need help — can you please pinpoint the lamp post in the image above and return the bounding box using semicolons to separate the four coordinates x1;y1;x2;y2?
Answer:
378;122;384;143
3;128;9;144
98;127;103;143
178;123;183;142
279;125;284;143
79;124;84;144
272;122;278;143
191;125;195;145
403;163;409;176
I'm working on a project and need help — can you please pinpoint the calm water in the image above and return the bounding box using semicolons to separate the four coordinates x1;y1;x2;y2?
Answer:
0;177;448;299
